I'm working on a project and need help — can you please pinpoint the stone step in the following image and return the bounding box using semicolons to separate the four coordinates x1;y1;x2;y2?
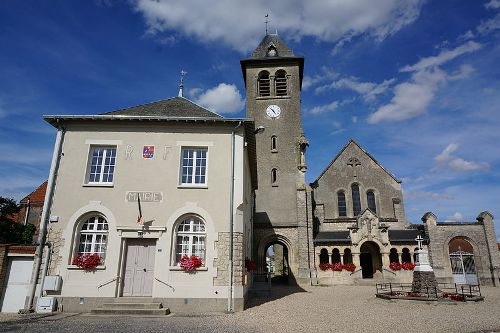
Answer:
101;302;163;309
114;297;163;303
90;308;170;316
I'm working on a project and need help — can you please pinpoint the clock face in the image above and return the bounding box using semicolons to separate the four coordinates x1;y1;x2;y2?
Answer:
266;105;281;118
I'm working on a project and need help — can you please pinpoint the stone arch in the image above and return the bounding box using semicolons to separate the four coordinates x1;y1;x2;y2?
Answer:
332;248;341;264
359;241;382;279
343;248;353;264
401;247;412;263
448;236;480;285
257;233;294;276
319;248;329;264
389;248;399;263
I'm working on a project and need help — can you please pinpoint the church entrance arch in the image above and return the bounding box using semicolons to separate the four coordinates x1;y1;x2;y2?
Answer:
360;241;382;279
449;237;478;285
256;234;294;285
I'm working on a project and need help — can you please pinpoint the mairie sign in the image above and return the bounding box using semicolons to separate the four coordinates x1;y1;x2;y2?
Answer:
126;191;163;203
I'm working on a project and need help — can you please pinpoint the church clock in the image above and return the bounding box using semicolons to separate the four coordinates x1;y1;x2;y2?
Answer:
266;105;281;118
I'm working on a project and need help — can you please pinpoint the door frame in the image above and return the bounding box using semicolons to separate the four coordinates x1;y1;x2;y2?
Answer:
119;238;157;297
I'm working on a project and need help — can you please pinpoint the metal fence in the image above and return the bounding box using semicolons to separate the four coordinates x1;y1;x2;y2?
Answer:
376;282;481;301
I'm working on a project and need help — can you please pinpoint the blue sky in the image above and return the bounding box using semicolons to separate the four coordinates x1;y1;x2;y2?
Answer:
0;0;499;237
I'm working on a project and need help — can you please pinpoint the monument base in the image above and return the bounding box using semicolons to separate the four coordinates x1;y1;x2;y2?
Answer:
412;271;439;295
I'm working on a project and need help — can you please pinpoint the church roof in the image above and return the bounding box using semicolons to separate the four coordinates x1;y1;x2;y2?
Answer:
101;96;223;118
251;33;295;58
314;231;351;243
388;229;428;244
313;139;401;184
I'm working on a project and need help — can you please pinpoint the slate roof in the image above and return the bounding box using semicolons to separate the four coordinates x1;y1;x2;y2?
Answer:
101;97;223;119
388;229;427;244
251;34;295;58
314;231;351;243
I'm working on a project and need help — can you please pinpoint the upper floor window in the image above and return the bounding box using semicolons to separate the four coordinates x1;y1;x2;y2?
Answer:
351;184;361;216
180;147;208;186
86;146;116;184
337;191;347;217
271;135;277;151
258;71;271;97
271;168;278;185
75;215;108;263
175;216;206;265
275;70;288;96
367;190;377;214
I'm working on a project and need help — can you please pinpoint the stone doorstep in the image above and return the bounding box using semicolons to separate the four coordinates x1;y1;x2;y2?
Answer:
101;302;163;309
90;308;170;316
90;300;170;316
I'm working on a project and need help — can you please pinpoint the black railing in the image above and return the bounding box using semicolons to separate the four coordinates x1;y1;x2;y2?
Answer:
376;282;481;301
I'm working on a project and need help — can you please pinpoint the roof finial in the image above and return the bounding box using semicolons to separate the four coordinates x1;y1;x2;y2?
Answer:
178;69;187;97
265;14;269;35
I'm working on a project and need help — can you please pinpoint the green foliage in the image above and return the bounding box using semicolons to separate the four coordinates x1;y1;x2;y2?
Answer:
0;197;20;218
0;196;34;245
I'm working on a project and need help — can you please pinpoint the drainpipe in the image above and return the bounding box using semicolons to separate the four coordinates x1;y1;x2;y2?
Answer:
228;121;242;313
26;126;65;312
23;200;31;226
38;243;52;299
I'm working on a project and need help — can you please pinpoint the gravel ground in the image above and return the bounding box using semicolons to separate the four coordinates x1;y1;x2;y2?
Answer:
1;285;499;333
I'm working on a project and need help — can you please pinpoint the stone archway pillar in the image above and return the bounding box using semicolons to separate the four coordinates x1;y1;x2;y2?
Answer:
352;252;361;268
382;252;390;268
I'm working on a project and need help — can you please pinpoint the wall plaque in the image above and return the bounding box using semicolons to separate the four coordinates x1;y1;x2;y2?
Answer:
126;191;163;203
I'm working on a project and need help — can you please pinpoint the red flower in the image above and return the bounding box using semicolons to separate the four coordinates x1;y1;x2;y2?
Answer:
342;263;356;272
319;263;330;271
245;258;256;271
401;262;416;270
73;253;101;271
332;262;343;271
389;262;401;271
179;255;203;272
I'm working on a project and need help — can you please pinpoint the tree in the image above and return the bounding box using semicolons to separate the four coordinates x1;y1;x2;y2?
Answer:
0;197;20;219
0;196;35;244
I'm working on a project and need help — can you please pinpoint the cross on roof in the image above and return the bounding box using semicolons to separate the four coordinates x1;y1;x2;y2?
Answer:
265;14;269;35
178;70;187;97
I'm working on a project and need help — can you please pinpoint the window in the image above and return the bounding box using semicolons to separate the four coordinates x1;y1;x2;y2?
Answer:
389;248;399;263
275;70;287;96
175;216;206;264
87;146;116;184
351;184;361;216
402;248;412;263
271;135;277;151
367;190;377;214
337;191;347;217
332;248;341;264
76;215;108;261
271;168;278;185
180;148;208;186
258;71;271;97
319;248;329;264
343;249;353;264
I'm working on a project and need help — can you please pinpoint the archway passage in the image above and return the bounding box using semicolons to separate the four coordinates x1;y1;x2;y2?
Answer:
449;237;477;285
265;242;290;284
360;241;382;279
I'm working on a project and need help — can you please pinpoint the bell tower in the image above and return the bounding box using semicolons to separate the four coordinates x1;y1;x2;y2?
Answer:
241;33;306;227
241;33;313;284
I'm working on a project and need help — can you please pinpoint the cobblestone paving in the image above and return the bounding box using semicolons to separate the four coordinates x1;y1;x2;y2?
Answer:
1;285;499;333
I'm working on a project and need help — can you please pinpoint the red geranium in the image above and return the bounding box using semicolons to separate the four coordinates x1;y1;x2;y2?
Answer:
72;253;101;271
389;262;401;271
245;258;256;271
319;263;331;271
342;263;356;272
179;255;203;272
332;262;343;271
401;262;416;270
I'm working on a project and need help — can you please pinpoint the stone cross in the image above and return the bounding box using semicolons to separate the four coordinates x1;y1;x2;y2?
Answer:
347;158;361;177
416;235;424;250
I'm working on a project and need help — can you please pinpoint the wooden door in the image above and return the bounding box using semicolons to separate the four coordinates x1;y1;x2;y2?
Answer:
122;239;156;297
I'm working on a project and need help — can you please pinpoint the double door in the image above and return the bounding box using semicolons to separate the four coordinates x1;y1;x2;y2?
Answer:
122;239;156;297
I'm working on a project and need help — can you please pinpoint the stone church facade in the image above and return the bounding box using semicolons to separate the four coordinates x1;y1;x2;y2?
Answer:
245;34;500;287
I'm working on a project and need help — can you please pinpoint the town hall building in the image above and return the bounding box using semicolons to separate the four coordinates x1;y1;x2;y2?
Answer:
2;33;498;314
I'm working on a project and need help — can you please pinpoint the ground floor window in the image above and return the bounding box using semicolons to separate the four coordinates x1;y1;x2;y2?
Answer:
175;216;206;265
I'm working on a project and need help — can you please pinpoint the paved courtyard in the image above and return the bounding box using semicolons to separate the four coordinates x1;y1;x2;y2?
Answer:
1;285;500;333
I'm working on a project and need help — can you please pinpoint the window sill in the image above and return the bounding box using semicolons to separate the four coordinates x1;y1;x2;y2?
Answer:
177;185;208;189
82;183;114;188
67;265;106;270
169;266;208;271
256;96;290;100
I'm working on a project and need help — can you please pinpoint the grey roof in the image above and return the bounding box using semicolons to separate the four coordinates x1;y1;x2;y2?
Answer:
388;229;427;243
314;231;351;243
251;34;295;58
101;97;223;119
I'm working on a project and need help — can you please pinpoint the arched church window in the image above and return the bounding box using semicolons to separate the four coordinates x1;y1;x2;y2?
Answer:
367;190;377;214
271;168;278;185
319;248;329;264
351;184;361;216
275;70;288;96
75;215;108;264
258;71;271;97
389;248;399;263
402;248;412;263
343;249;353;264
337;191;347;217
271;135;277;151
413;247;419;263
332;248;341;264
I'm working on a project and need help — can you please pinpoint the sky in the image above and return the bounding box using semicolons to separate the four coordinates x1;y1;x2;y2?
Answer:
0;0;499;237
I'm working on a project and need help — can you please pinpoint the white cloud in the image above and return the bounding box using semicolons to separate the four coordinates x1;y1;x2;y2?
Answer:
406;191;454;200
317;76;395;102
485;0;500;9
193;83;244;114
368;41;481;124
308;101;339;115
400;41;482;72
477;12;500;35
434;143;489;172
351;116;358;123
446;212;463;222
302;68;338;91
131;0;425;52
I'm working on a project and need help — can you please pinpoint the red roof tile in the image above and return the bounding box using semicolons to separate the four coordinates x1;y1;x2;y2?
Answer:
20;181;47;204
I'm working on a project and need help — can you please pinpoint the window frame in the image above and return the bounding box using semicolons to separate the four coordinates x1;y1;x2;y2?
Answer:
367;190;377;214
351;183;361;216
179;147;209;187
275;70;288;96
337;191;347;217
85;145;117;185
257;70;271;97
173;216;207;266
271;168;278;186
73;215;109;265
